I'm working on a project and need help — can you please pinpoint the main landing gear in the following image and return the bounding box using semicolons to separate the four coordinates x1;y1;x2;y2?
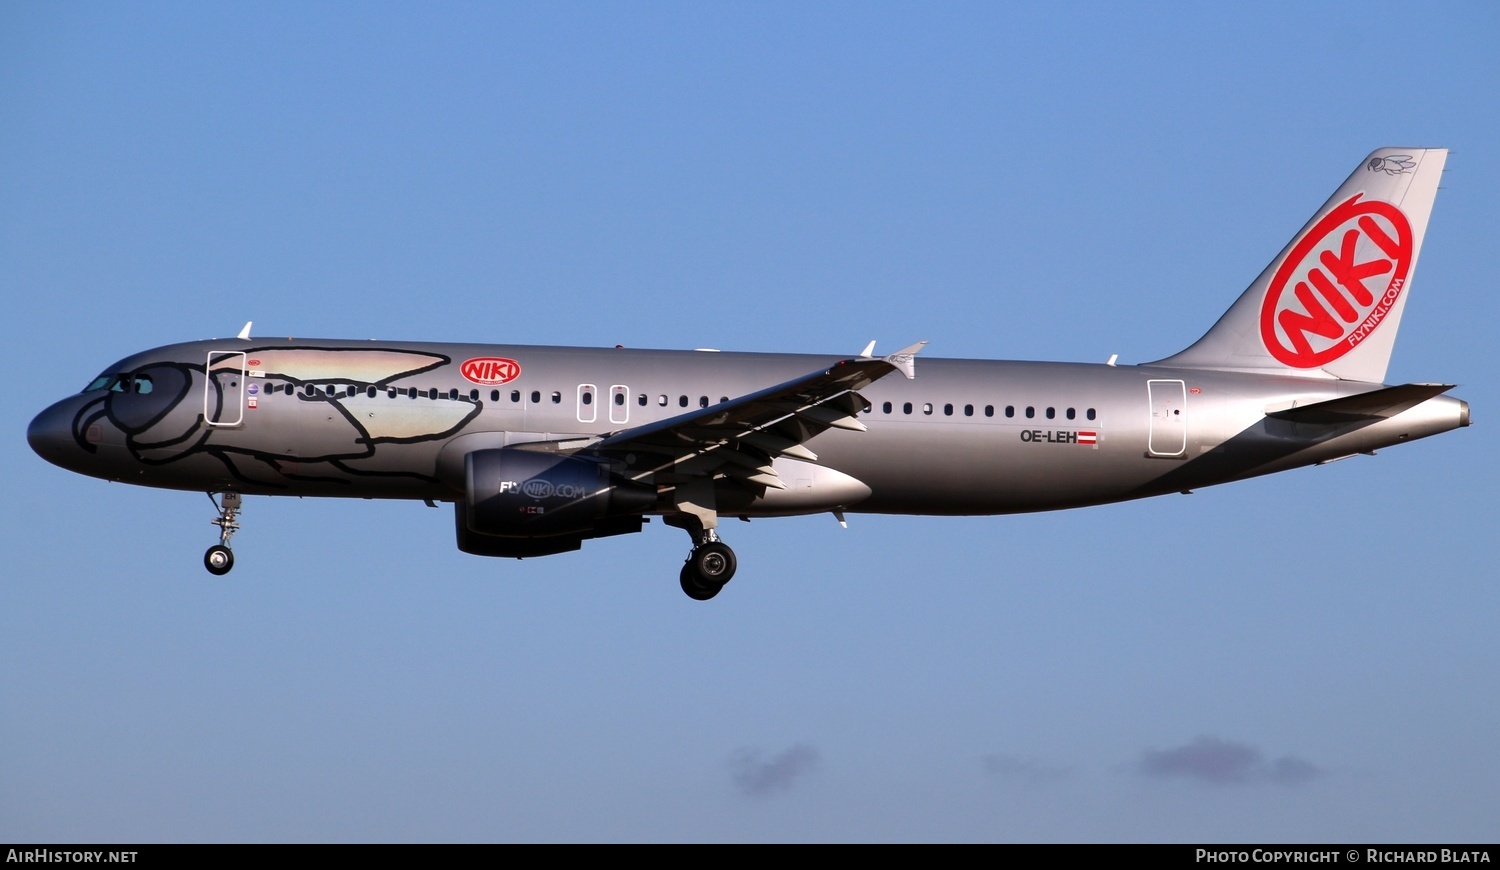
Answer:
666;481;738;601
204;491;241;576
679;531;737;601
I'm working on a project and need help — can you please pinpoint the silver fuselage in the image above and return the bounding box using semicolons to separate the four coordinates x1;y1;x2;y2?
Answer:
28;338;1470;518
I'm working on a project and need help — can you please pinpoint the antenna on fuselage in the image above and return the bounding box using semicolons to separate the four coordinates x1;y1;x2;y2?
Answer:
237;321;253;340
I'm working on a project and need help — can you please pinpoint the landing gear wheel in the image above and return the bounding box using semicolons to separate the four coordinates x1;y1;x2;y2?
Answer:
691;541;737;584
680;563;721;601
204;544;234;576
686;539;737;590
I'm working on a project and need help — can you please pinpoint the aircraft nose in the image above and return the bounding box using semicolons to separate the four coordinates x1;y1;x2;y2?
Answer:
28;400;82;469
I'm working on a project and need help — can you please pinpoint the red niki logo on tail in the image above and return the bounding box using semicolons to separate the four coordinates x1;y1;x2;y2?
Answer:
460;357;522;385
1259;194;1413;369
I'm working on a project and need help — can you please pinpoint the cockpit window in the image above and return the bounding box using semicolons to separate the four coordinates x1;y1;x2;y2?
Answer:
84;373;153;394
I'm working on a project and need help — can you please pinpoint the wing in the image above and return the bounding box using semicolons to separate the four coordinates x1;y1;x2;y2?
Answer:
563;341;926;492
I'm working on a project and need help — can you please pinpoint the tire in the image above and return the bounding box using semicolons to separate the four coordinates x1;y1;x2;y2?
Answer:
690;541;737;585
204;545;234;576
679;563;720;601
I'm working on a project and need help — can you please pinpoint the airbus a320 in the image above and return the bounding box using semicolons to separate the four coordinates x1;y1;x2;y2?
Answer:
28;148;1470;599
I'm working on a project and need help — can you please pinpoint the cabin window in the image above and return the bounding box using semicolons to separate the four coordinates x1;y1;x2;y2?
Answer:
530;390;541;404
699;396;709;408
658;395;668;406
1066;407;1075;420
985;405;994;417
679;396;688;408
637;394;647;406
511;390;521;403
719;396;728;404
1045;407;1055;419
883;401;892;414
1005;405;1014;418
388;388;397;398
964;404;973;416
490;390;499;402
469;389;479;401
1025;406;1035;418
362;386;372;398
581;391;593;405
1087;408;1097;421
428;388;438;400
943;403;953;416
615;392;626;406
551;391;562;404
923;403;933;415
903;402;913;415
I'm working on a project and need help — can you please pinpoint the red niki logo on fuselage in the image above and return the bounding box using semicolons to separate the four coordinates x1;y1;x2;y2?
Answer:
460;357;522;386
1259;193;1413;369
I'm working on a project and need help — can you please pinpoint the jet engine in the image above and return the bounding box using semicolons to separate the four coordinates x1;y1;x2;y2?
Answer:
459;449;657;555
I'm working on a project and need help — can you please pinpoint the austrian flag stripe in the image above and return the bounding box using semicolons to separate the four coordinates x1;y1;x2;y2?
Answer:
1078;431;1097;445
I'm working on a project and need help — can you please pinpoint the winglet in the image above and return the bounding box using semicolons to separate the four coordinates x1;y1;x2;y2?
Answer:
237;321;253;340
859;340;877;359
883;341;927;380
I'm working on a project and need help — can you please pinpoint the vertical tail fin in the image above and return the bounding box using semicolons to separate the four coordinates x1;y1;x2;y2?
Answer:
1152;148;1447;383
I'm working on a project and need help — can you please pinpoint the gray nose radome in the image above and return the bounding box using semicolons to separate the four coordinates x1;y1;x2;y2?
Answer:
28;401;81;469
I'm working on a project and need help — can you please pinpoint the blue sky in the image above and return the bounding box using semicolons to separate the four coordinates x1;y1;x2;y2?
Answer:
3;2;1496;842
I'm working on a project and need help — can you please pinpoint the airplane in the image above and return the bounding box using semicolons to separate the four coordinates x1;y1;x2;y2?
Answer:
28;147;1470;600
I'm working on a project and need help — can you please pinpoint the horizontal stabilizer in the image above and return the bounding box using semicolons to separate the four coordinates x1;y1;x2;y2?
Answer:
1268;383;1454;424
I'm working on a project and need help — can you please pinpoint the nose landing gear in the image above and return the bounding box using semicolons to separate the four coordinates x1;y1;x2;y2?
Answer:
204;491;241;576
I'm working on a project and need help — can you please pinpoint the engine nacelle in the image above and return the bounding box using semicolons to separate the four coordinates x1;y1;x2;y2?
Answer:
463;448;656;539
455;510;646;558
